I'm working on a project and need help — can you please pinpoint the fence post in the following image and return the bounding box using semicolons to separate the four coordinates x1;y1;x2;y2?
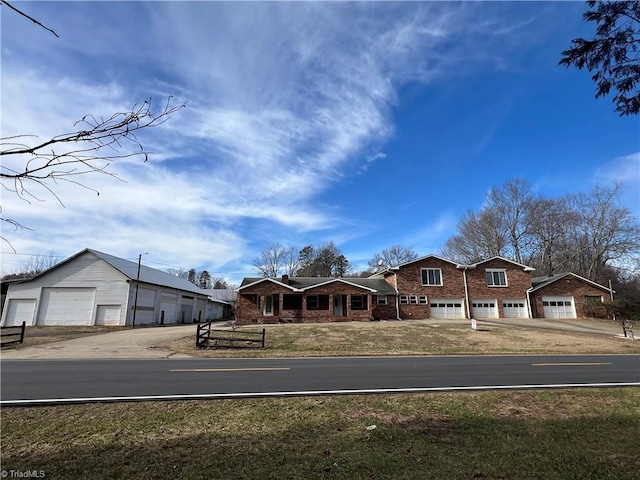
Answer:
19;321;26;344
261;328;266;348
196;323;201;348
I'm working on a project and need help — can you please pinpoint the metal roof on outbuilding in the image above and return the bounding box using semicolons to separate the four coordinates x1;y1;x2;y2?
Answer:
88;249;210;296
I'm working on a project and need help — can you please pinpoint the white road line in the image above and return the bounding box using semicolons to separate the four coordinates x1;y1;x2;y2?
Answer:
2;382;639;406
169;368;290;372
531;362;613;366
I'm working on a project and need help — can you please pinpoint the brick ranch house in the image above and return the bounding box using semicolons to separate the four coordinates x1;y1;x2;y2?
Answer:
235;255;613;324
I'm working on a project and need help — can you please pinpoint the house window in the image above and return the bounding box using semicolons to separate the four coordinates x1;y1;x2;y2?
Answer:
400;295;409;305
307;295;330;310
351;295;368;310
584;295;603;304
376;296;387;306
421;268;442;286
486;269;507;287
419;295;428;304
283;294;303;310
409;295;418;305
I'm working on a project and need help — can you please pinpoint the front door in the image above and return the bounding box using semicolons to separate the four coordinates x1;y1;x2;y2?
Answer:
333;295;346;317
264;295;273;316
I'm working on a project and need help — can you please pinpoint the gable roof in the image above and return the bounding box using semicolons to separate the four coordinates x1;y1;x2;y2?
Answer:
238;277;299;291
531;272;613;293
466;256;535;271
23;248;210;297
368;254;460;278
238;277;397;294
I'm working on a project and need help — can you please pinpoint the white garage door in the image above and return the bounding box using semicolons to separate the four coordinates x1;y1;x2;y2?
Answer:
542;296;576;319
95;305;122;326
503;299;528;318
37;288;96;326
160;293;178;324
430;299;464;319
3;299;36;327
133;288;156;325
471;299;498;318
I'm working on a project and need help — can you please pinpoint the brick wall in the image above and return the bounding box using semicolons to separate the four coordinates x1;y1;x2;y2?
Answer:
236;281;377;324
465;258;533;318
395;257;466;319
531;276;611;318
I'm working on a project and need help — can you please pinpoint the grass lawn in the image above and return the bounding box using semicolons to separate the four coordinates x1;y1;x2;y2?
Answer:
169;320;640;357
2;388;639;479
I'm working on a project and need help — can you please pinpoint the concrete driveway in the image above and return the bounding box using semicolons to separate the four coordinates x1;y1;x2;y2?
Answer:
0;325;197;360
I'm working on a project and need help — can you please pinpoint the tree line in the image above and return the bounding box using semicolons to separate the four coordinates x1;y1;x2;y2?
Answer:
441;179;639;284
253;242;420;278
166;268;228;290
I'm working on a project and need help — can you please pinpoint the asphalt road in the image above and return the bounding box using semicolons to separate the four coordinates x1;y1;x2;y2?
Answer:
1;355;638;405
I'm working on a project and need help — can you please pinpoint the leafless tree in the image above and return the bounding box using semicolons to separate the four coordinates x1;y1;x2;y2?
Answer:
283;246;301;277
526;196;576;275
565;184;640;282
486;179;535;264
444;180;640;285
166;268;189;279
253;243;290;277
368;245;418;271
1;251;60;280
442;208;509;263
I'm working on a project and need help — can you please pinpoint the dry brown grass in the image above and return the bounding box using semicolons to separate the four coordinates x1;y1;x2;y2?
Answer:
2;389;639;479
168;320;640;357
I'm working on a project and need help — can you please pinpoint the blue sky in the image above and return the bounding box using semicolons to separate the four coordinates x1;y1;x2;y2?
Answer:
1;1;638;283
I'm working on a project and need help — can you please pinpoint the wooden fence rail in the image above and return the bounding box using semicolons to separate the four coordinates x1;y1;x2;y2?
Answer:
0;321;26;346
196;322;265;349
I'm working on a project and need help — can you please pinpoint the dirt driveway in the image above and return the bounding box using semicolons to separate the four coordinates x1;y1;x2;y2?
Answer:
0;325;198;360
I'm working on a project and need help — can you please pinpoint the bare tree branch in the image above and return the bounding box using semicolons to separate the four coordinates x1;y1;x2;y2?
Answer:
0;0;59;37
1;97;186;202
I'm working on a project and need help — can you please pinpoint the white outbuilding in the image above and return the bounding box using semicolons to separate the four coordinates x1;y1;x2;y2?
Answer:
1;248;213;327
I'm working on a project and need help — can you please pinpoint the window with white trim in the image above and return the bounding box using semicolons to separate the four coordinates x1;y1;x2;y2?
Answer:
399;295;409;305
421;268;442;286
485;269;507;286
419;295;427;304
376;296;387;305
409;295;418;305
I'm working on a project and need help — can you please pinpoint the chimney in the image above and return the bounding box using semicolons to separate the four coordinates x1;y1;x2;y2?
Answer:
281;274;289;284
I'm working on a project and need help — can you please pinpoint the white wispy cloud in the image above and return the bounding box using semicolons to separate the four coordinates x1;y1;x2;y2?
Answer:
1;1;546;273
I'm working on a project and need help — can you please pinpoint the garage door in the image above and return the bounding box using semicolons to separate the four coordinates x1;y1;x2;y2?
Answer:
503;299;528;318
133;288;156;325
471;299;498;318
430;299;464;319
95;305;122;326
542;296;576;319
37;288;96;326
160;293;178;324
3;299;36;326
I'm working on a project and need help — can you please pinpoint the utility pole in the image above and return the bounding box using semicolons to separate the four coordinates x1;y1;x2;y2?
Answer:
132;252;148;328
